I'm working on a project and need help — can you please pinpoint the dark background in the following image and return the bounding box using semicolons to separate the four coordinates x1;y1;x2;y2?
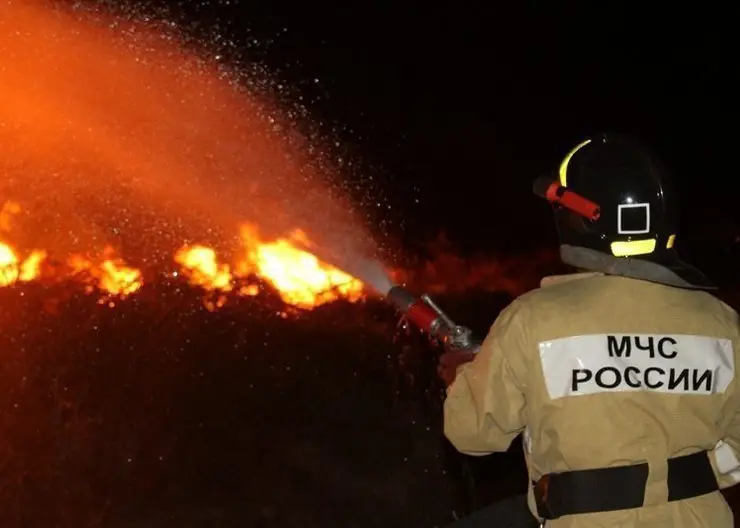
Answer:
4;2;738;527
117;1;739;280
98;0;740;283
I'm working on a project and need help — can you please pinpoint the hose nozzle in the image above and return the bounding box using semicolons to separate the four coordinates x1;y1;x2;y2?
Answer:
386;285;479;352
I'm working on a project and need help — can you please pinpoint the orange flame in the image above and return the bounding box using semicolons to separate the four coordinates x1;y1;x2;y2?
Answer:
0;201;366;310
235;224;364;309
174;245;234;293
67;248;144;304
174;224;365;310
0;243;46;286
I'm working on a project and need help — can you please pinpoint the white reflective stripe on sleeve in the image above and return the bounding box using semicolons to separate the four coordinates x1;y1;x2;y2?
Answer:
523;427;532;454
714;440;740;482
538;334;734;400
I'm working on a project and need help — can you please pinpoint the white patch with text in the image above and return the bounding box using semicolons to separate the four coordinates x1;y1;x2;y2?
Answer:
538;334;734;400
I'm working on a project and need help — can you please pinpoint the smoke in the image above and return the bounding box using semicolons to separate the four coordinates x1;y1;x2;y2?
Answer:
0;0;379;273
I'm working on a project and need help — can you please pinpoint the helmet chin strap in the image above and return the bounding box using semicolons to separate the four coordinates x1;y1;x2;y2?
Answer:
560;245;716;290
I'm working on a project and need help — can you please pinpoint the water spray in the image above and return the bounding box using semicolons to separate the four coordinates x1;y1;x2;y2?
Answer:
385;285;481;353
352;257;481;353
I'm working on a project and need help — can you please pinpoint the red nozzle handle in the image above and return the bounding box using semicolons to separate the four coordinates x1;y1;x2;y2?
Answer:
406;301;441;334
387;286;442;334
533;177;601;221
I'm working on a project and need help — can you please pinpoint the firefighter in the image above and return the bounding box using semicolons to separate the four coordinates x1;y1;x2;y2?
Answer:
439;133;740;527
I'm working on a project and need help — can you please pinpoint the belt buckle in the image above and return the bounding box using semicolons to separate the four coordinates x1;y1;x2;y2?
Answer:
534;474;554;521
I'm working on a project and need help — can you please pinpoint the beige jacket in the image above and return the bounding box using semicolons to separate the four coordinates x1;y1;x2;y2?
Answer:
444;272;740;527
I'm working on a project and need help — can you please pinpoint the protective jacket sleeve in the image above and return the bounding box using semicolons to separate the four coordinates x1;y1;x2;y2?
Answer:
710;438;740;489
708;308;740;489
711;380;740;489
443;300;528;455
711;374;740;485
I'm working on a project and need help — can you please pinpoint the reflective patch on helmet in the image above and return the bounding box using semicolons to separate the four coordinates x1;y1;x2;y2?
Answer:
610;239;656;257
538;334;734;400
667;234;676;249
558;139;592;187
618;203;651;234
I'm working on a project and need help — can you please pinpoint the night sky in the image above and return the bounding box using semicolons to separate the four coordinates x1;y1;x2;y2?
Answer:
147;3;735;271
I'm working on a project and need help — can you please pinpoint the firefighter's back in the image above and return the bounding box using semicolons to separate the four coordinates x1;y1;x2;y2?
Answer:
519;273;740;527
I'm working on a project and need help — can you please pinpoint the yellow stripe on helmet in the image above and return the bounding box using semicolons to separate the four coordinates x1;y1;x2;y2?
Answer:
558;139;592;187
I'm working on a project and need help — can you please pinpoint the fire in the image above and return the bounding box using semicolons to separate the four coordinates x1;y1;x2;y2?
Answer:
174;246;234;293
67;249;144;301
174;224;365;310
236;225;364;309
0;243;46;286
174;244;239;312
0;201;365;310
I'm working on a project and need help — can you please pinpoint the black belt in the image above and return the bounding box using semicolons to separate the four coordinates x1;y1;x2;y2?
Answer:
533;450;718;520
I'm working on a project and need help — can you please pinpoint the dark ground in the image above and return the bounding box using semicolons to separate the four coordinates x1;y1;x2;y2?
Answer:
2;274;740;527
0;277;520;528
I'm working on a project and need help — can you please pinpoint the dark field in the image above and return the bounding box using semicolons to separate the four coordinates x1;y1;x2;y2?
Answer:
2;279;740;527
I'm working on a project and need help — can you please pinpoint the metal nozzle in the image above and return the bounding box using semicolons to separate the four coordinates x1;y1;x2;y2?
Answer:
385;286;481;353
420;294;456;329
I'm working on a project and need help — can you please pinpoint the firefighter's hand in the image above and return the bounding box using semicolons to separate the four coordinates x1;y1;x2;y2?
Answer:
437;349;476;388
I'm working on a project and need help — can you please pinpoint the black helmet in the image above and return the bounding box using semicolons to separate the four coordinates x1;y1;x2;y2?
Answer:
534;133;714;289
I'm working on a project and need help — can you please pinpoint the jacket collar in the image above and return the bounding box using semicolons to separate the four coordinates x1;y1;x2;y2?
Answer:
540;271;604;288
